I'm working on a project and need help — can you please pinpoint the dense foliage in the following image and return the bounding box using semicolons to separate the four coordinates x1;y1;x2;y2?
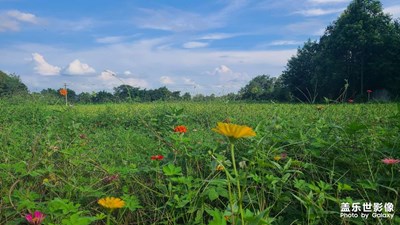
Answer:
282;0;400;102
0;70;28;97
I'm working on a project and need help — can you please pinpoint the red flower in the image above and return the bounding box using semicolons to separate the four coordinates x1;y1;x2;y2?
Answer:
367;90;373;93
174;125;187;133
59;88;67;96
348;99;354;103
381;158;400;165
151;155;164;160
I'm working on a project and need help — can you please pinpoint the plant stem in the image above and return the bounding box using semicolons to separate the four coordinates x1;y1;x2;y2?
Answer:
225;169;235;225
230;142;245;224
107;210;111;225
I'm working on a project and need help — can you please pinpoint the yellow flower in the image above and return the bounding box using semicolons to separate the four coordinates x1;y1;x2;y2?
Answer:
212;122;256;139
216;165;224;171
273;155;282;161
98;197;125;209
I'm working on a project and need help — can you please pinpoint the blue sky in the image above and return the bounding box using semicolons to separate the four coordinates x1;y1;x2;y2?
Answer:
0;0;399;95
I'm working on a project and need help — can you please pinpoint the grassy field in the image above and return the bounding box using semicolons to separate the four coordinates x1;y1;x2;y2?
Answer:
0;101;399;225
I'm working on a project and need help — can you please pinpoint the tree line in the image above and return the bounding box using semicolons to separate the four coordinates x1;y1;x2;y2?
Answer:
1;0;399;103
239;0;400;102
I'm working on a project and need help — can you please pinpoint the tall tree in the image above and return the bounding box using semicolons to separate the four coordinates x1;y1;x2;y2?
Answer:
281;40;320;102
240;75;291;101
282;0;400;101
0;71;28;97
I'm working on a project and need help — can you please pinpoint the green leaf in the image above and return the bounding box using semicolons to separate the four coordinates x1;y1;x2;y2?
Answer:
61;213;97;225
48;198;80;214
208;188;219;201
163;164;182;176
122;194;142;212
337;182;353;192
205;208;227;225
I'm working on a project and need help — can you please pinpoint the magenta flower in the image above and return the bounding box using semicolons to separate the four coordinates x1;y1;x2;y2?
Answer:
381;158;400;165
367;89;373;93
25;211;45;225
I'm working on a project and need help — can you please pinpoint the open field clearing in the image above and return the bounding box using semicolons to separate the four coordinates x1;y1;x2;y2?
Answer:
0;101;399;224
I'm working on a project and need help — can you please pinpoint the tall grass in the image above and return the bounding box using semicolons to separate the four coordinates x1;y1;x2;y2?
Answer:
0;100;399;224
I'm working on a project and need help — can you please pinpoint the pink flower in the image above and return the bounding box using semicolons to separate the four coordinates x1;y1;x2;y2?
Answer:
26;211;45;225
348;99;354;103
381;158;400;165
367;90;373;93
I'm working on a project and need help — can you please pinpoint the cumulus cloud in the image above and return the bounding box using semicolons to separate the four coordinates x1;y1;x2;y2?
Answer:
63;59;95;75
182;41;209;49
296;8;345;16
160;76;174;84
32;53;61;76
99;70;116;81
207;65;249;91
0;10;39;32
212;65;233;75
385;5;400;18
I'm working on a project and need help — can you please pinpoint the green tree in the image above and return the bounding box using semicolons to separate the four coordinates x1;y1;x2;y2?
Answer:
77;92;92;104
182;92;191;101
0;71;28;97
240;75;290;101
113;85;134;102
281;40;320;102
282;0;400;101
92;91;114;103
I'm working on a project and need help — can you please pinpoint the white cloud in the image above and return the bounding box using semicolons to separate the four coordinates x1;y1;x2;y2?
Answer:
134;8;222;32
385;5;400;18
296;8;345;16
7;10;38;23
124;70;132;75
96;36;126;44
199;33;239;40
268;40;303;46
160;76;174;84
123;78;148;88
183;78;200;87
182;41;209;49
212;65;233;75
6;38;296;94
32;53;61;76
63;59;95;75
0;10;39;32
98;70;148;88
99;70;116;81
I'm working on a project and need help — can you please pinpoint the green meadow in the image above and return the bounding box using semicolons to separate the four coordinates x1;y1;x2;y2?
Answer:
0;101;399;224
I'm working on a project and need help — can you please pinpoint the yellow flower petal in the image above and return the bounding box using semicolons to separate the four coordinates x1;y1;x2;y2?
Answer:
212;122;256;139
98;197;125;209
